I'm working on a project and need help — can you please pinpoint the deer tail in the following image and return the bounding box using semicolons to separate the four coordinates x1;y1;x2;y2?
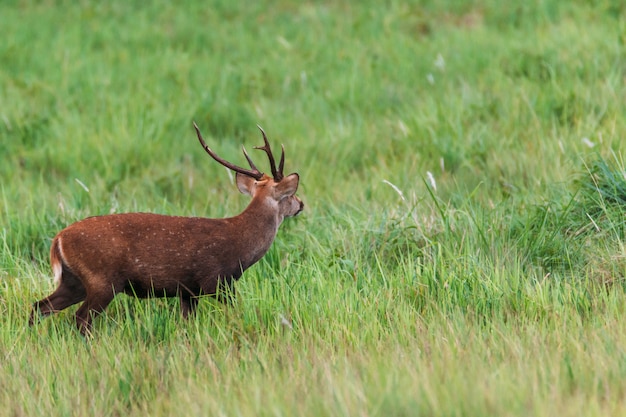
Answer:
50;237;64;286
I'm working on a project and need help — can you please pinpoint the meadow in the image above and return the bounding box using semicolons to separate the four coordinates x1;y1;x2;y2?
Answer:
1;0;626;415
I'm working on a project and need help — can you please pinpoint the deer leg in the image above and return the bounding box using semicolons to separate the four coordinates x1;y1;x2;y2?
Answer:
74;290;115;336
30;271;87;326
180;295;199;318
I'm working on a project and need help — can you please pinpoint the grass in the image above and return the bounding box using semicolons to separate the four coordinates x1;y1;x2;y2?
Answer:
1;0;626;415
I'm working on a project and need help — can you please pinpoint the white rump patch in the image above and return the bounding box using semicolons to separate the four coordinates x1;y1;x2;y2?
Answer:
52;238;65;286
52;259;63;286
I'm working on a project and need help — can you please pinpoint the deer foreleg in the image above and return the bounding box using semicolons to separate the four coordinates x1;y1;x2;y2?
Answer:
180;295;199;318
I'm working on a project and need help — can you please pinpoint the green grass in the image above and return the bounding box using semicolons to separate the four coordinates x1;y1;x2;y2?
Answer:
2;0;626;415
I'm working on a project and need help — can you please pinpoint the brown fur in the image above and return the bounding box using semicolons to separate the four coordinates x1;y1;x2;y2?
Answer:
30;138;303;335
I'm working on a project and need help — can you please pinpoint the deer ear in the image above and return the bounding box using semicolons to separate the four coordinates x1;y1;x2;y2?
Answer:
276;173;300;198
235;173;255;195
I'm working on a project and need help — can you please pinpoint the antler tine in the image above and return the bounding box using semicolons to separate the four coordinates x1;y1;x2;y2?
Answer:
242;146;260;172
255;125;283;181
193;122;264;180
278;144;285;179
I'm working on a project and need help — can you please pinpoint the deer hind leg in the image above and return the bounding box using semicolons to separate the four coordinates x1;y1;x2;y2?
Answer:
30;267;86;326
74;285;116;336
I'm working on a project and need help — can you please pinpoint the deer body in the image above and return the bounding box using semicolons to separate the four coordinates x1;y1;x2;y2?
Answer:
30;123;303;335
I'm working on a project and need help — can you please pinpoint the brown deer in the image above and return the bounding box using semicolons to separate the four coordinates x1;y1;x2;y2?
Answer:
29;122;303;335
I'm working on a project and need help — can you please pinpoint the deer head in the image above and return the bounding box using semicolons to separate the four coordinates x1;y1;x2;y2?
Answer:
29;123;303;335
193;122;303;222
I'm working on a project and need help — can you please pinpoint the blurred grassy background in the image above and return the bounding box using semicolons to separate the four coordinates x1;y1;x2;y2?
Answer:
1;1;626;415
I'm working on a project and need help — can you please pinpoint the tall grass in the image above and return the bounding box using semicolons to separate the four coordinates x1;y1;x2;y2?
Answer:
1;0;626;415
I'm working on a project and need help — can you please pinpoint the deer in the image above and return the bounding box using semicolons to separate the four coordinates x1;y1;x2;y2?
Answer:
29;122;304;335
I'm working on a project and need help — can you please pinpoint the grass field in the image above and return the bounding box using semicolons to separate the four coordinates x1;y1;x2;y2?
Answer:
2;0;626;415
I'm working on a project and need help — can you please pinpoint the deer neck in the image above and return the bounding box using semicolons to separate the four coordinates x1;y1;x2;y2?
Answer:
232;196;282;266
241;195;282;227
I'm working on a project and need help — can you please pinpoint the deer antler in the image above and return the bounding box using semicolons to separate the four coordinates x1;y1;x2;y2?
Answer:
194;122;264;181
255;125;285;181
